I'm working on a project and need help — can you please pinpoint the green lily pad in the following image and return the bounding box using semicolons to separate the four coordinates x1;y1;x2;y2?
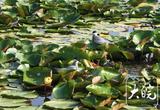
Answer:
52;81;75;99
118;99;156;106
128;0;144;6
121;51;134;60
23;67;51;86
81;95;103;108
43;99;79;109
16;2;29;17
0;90;38;99
24;53;41;66
34;44;59;52
13;106;38;110
0;50;6;63
20;40;33;53
0;97;28;108
131;30;154;51
59;46;89;60
151;63;160;77
149;47;160;61
0;38;16;51
86;84;120;98
5;0;17;5
131;30;153;45
92;67;120;81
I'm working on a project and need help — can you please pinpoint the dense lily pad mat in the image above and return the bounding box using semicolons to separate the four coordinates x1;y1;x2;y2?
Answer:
0;0;159;38
0;27;159;110
0;0;160;110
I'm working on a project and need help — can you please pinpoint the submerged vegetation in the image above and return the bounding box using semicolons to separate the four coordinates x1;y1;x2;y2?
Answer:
0;0;160;110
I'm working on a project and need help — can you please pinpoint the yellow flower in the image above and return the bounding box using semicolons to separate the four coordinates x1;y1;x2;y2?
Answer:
44;76;52;86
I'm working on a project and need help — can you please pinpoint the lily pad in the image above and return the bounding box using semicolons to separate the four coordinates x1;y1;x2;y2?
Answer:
13;106;38;110
59;46;89;60
81;95;103;108
24;53;41;66
34;44;59;52
121;51;134;60
131;30;154;51
52;81;75;99
151;63;160;77
43;99;79;109
92;67;120;81
86;84;120;98
23;67;51;86
0;90;38;99
0;97;28;108
150;47;160;61
0;38;16;51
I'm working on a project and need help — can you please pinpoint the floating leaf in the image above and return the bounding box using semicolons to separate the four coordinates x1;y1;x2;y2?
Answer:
0;98;28;108
34;44;59;52
52;81;75;99
0;50;6;63
5;0;17;5
64;12;80;24
121;51;134;60
16;2;29;17
149;47;160;61
81;95;103;108
131;30;154;51
23;67;51;85
13;106;38;110
59;46;89;60
24;53;41;66
151;63;160;77
86;84;120;98
118;99;156;106
0;38;16;51
131;30;153;45
43;99;79;109
92;67;120;81
0;90;38;99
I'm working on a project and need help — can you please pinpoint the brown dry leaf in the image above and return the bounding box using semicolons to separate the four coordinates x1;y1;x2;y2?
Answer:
92;76;101;84
36;8;44;17
3;45;9;52
91;62;99;68
112;103;125;110
123;92;128;97
99;97;112;106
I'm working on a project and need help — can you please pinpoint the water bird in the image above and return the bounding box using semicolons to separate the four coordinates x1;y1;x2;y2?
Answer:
55;59;83;74
92;31;113;45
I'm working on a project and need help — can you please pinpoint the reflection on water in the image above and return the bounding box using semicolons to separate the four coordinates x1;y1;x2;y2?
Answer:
109;31;120;36
31;95;53;106
109;26;134;36
31;96;45;106
128;26;134;33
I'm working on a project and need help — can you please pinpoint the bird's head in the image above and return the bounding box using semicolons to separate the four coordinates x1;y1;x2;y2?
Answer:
92;31;97;34
92;31;99;36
